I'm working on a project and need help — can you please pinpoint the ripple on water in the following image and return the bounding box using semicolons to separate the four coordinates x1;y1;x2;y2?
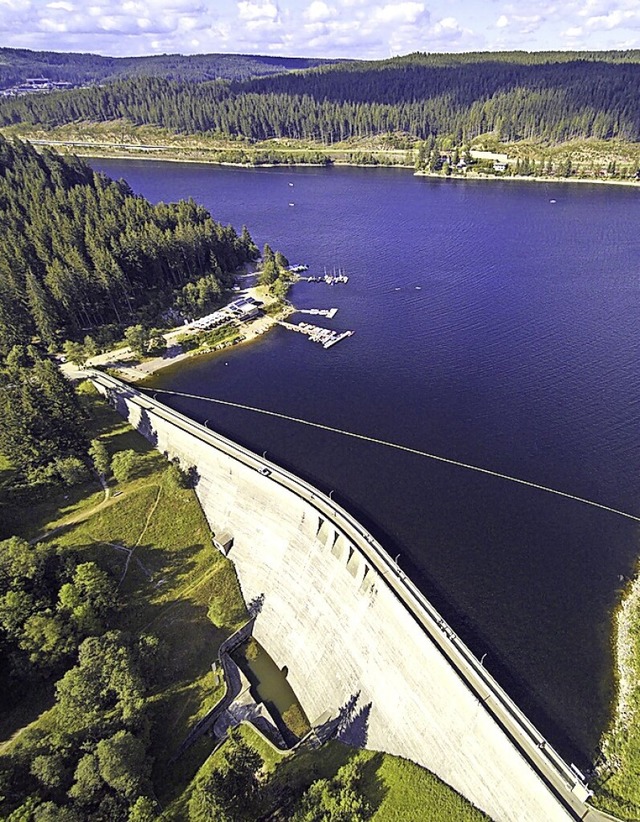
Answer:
91;159;640;764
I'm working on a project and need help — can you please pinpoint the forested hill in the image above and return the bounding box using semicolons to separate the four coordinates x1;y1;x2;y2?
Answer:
1;51;639;144
0;134;258;355
237;52;640;142
0;47;337;88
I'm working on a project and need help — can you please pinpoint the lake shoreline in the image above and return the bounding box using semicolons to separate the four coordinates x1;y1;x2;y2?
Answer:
29;139;640;190
84;305;294;384
414;169;640;188
592;564;640;815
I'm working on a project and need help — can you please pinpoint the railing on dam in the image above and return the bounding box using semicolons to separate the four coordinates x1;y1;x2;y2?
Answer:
87;368;609;822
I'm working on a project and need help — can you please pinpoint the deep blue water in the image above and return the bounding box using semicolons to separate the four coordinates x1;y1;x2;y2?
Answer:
92;159;640;764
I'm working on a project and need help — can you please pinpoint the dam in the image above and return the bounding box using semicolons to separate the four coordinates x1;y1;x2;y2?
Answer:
89;369;603;822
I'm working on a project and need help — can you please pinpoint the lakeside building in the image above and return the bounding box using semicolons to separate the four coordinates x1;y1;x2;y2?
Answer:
190;296;259;331
226;297;259;321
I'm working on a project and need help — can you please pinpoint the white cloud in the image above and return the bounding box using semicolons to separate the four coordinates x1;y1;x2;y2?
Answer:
0;0;32;33
39;16;68;31
586;8;640;30
46;1;74;11
0;0;639;58
0;0;32;10
493;12;543;34
577;0;614;17
304;0;336;22
435;16;457;30
237;0;279;22
12;0;214;41
370;2;427;25
427;15;473;49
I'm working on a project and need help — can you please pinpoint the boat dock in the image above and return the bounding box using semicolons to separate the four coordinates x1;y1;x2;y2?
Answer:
288;265;349;286
278;320;354;349
323;330;354;349
296;273;349;285
297;308;338;319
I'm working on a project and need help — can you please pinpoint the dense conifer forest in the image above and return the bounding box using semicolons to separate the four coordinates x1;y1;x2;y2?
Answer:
0;47;335;88
1;51;639;145
0;134;258;356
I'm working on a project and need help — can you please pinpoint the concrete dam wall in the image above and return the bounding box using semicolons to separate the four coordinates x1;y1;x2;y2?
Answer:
91;371;596;822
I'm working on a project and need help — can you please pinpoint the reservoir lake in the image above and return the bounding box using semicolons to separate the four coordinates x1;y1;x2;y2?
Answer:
92;159;640;765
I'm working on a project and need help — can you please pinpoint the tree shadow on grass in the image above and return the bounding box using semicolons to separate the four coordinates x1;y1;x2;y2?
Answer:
145;597;237;804
99;541;207;603
107;426;155;457
0;676;57;750
43;538;215;641
0;538;213;754
80;391;127;439
266;742;388;820
2;475;104;542
0;461;16;490
92;541;242;803
358;751;388;817
28;520;79;546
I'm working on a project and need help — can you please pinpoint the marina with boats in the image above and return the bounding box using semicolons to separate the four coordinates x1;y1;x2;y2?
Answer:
297;271;349;285
275;262;353;347
278;320;354;348
287;264;349;285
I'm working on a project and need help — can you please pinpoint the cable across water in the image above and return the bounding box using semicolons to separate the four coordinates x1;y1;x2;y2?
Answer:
148;387;640;525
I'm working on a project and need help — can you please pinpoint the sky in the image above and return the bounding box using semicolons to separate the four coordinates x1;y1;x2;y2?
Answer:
1;0;639;60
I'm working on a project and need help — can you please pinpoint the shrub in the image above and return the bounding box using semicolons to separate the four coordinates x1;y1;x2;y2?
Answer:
165;462;190;490
111;450;142;483
89;439;110;478
55;456;90;487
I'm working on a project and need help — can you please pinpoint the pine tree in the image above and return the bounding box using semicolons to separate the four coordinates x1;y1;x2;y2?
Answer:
0;347;88;476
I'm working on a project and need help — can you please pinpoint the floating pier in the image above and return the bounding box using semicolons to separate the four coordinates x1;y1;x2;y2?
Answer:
297;308;338;319
323;330;354;349
289;265;349;285
297;273;349;285
278;320;354;348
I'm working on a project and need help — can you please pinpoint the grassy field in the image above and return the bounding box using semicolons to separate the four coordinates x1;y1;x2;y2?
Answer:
272;740;490;821
1;381;491;820
179;728;489;821
0;450;105;543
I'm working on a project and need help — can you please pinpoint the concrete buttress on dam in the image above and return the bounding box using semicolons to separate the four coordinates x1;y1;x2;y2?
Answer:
91;370;601;822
